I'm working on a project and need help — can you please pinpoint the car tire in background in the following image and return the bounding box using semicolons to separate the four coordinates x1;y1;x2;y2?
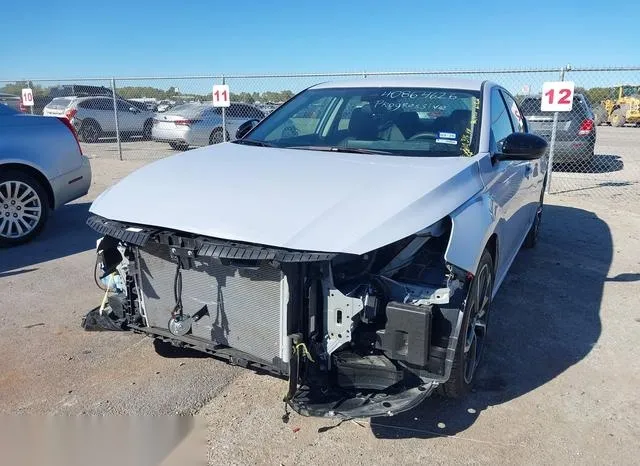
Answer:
79;119;102;143
143;119;153;140
209;128;228;145
610;109;626;127
169;142;189;151
440;248;494;398
0;170;50;247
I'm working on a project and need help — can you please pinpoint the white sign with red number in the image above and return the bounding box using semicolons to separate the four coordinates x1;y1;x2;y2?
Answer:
21;88;34;107
212;84;230;107
541;81;575;112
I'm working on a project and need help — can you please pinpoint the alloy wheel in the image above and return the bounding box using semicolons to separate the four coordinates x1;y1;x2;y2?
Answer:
0;180;43;239
463;262;492;384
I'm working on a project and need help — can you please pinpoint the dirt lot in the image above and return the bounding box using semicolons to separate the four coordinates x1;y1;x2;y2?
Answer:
1;127;639;464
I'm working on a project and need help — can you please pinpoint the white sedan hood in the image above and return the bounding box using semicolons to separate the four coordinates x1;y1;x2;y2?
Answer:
90;143;483;254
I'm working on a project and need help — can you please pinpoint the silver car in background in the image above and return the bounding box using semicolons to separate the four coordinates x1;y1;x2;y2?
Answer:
0;105;91;246
152;102;265;150
43;96;155;143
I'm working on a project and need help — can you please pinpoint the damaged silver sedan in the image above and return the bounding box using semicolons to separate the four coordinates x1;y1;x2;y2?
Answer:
85;78;548;418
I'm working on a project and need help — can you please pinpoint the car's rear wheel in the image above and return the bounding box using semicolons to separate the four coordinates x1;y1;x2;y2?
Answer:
523;181;545;249
169;142;189;151
79;120;102;143
143;119;153;140
209;128;228;145
441;249;494;398
0;171;50;247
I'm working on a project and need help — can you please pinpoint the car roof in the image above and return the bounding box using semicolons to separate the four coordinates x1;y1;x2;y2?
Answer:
310;77;486;91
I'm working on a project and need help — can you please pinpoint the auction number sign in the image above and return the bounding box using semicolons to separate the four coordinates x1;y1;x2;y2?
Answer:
212;84;230;107
541;81;575;112
21;88;34;107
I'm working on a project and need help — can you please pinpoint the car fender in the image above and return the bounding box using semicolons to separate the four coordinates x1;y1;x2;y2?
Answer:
444;192;498;275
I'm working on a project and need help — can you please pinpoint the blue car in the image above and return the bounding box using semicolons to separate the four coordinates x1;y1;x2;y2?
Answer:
86;78;547;418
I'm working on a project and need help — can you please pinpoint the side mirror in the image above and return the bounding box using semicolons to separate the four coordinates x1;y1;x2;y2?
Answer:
497;132;548;161
236;119;260;139
129;107;139;113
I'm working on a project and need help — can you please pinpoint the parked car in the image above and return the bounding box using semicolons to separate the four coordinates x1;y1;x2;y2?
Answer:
520;93;596;163
0;93;22;112
43;96;155;143
28;84;114;115
0;105;91;246
86;78;547;419
152;102;265;150
155;100;174;113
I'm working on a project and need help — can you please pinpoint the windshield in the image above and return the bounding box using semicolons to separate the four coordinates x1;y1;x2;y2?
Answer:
243;87;482;157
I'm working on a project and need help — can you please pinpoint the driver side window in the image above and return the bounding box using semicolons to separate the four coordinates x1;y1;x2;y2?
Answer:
490;88;514;153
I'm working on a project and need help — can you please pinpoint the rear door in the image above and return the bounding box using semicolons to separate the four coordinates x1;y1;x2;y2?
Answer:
91;98;117;132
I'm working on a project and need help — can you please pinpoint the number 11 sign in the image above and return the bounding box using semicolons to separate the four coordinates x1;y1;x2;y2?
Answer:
212;84;230;107
541;81;575;112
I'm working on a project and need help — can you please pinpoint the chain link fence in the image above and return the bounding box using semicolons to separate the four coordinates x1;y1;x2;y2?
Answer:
1;67;639;199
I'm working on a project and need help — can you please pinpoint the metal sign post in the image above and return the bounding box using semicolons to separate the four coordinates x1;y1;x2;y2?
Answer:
212;79;230;143
111;78;123;161
542;69;573;194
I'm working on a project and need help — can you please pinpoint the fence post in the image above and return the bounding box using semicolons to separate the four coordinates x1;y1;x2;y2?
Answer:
221;75;227;143
111;78;123;161
545;66;567;194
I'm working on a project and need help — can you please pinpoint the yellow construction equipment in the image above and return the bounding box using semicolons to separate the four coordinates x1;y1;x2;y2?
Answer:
597;85;640;127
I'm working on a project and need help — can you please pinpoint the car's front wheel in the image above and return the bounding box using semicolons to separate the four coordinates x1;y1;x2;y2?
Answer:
0;171;50;247
441;249;494;398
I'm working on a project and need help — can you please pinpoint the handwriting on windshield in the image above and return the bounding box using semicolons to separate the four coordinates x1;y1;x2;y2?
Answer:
374;100;447;112
378;90;459;99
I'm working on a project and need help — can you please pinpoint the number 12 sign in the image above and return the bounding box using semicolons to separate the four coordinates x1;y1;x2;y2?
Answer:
541;81;575;112
212;84;230;107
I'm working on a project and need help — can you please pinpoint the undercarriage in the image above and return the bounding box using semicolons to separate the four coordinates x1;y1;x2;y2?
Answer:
86;214;471;419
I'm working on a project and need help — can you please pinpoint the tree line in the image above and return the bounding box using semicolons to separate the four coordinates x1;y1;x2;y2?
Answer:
0;81;295;104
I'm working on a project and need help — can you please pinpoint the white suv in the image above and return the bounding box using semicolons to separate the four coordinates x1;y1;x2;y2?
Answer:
43;96;155;143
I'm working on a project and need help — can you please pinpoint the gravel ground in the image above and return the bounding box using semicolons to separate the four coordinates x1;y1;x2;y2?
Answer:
1;127;639;464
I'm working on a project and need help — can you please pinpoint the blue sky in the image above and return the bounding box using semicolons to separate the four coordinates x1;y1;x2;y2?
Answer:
0;0;638;79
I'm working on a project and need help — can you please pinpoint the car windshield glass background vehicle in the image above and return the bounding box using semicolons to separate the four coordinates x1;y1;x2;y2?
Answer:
246;87;482;157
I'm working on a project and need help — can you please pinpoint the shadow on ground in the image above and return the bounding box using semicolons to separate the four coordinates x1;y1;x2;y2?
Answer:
554;154;623;174
370;204;608;439
0;202;97;274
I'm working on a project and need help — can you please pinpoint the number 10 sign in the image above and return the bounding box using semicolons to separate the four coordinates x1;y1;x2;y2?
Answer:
541;81;575;112
212;84;230;107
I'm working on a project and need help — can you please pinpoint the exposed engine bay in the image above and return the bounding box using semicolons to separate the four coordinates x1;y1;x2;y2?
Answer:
86;214;470;419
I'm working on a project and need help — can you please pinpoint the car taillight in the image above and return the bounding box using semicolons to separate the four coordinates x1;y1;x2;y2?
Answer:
174;119;200;126
578;119;593;135
56;117;83;155
65;108;78;120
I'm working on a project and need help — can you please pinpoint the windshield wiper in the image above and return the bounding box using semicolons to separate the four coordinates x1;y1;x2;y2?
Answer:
286;145;393;155
233;139;275;147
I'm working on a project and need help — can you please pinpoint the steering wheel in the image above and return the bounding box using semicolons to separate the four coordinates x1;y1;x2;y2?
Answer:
408;132;439;141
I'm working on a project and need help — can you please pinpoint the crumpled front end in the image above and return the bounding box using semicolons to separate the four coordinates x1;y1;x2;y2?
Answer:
87;214;469;419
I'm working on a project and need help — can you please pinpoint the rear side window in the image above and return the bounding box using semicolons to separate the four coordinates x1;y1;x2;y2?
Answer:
521;95;591;119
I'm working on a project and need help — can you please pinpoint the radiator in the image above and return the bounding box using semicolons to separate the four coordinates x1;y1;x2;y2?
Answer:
137;243;288;367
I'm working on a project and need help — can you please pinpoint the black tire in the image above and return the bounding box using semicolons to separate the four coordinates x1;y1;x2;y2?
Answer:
0;170;50;247
209;128;228;145
79;119;102;143
169;142;188;151
441;249;494;398
523;182;545;249
143;119;153;140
